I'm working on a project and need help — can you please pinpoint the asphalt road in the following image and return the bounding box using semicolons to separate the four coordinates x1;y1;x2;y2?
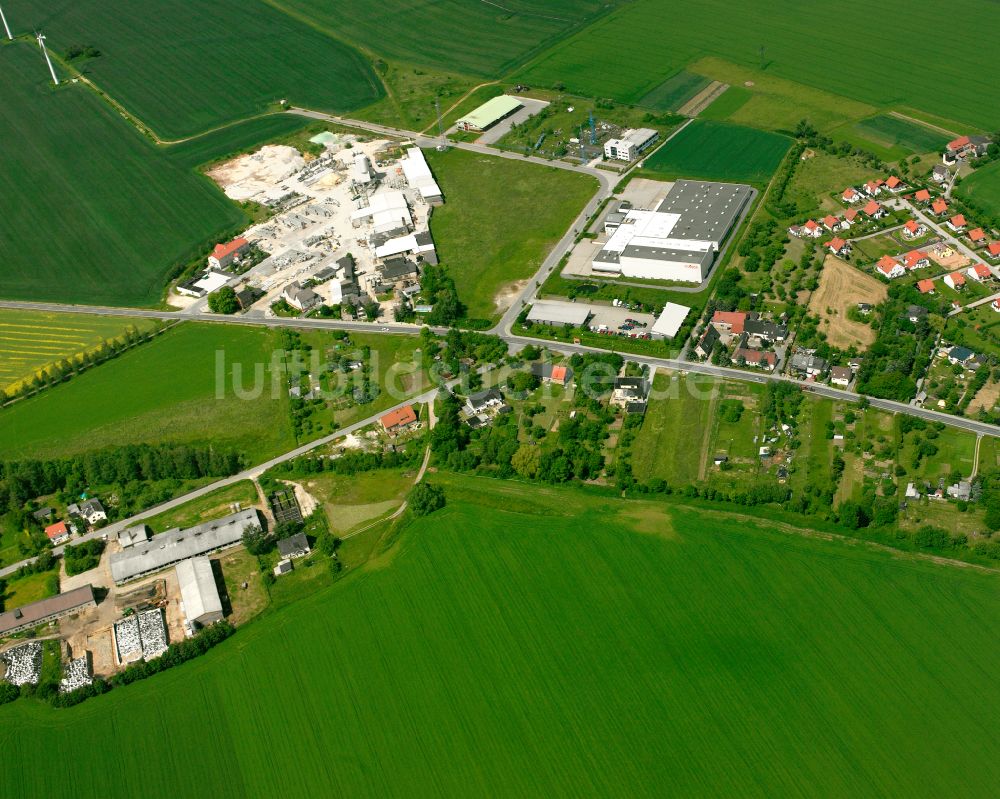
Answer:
4;108;1000;576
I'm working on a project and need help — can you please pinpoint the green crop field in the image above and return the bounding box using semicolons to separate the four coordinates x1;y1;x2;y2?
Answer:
425;148;597;321
643;120;790;184
516;0;1000;129
852;115;950;155
278;0;615;78
0;323;294;464
956;159;1000;218
162;114;317;171
0;310;156;393
699;85;752;120
7;0;380;139
638;71;711;111
4;474;1000;796
0;43;245;307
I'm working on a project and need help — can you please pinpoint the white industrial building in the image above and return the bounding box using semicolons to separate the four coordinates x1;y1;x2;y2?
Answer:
110;509;263;585
525;300;592;327
593;180;752;283
176;557;224;627
350;191;412;235
651;302;691;339
400;148;443;205
604;128;659;162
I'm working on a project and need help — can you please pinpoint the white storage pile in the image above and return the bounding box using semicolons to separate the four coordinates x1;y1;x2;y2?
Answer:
2;641;42;686
137;610;168;659
114;609;169;664
59;656;92;693
114;616;143;664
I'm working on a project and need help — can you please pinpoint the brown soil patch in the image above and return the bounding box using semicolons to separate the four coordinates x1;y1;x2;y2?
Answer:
968;380;1000;414
808;256;887;349
929;244;971;269
494;280;528;314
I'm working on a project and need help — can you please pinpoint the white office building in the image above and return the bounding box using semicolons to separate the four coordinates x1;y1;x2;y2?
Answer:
604;128;659;162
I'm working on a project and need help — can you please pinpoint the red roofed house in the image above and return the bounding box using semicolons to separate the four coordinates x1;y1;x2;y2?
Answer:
863;200;887;219
864;180;884;196
989;242;1000;260
822;215;841;231
209;237;250;269
903;219;926;239
904;251;930;270
931;198;949;215
946;135;990;160
380;404;418;435
886;176;905;191
825;237;851;257
947;214;967;232
993;299;1000;313
914;189;932;203
917;279;936;294
802;219;823;238
967;263;993;282
45;521;72;545
969;227;986;244
944;271;966;290
876;255;905;279
948;135;971;152
842;187;861;203
711;311;748;336
844;208;860;224
731;347;776;371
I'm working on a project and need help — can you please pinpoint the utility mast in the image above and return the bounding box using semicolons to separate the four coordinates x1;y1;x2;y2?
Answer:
37;32;59;85
0;5;13;40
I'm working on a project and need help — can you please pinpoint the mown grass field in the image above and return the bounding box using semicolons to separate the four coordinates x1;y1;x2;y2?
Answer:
638;71;711;111
141;481;259;534
0;311;156;393
279;0;615;77
4;474;1000;796
516;0;1000;129
0;323;294;463
7;0;381;138
852;115;950;155
425;148;597;321
955;159;1000;218
630;372;717;484
643;120;790;184
0;44;245;307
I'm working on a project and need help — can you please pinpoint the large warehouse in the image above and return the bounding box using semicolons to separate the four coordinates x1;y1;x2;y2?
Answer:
176;557;224;627
456;95;523;132
593;180;752;283
526;300;592;328
110;509;263;585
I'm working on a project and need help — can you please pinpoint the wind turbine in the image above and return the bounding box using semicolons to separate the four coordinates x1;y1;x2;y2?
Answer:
0;4;13;40
36;31;59;85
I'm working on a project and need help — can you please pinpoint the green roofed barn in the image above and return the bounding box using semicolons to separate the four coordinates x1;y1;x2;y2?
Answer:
457;95;523;132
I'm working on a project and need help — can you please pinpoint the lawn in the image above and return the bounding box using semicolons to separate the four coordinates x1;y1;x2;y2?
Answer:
424;148;597;321
140;481;260;534
516;0;1000;130
1;569;58;611
955;159;1000;219
630;372;718;484
4;474;1000;796
0;323;295;464
642;120;790;184
0;310;157;394
294;469;416;535
7;0;381;139
785;152;879;215
0;43;246;307
277;0;615;78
